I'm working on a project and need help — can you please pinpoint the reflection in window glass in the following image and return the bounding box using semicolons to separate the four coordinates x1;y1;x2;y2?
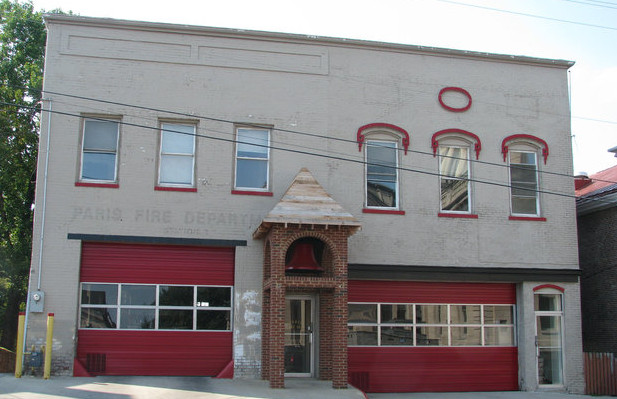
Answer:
450;305;481;324
80;308;117;328
349;304;377;323
159;123;195;186
81;119;119;181
484;306;514;324
159;309;193;329
235;128;269;190
535;294;562;312
510;150;539;215
81;284;118;305
381;304;413;323
120;308;155;329
451;326;482;346
348;326;378;346
381;326;414;345
416;326;448;346
416;305;447;324
159;286;193;306
439;146;469;212
485;326;515;346
121;285;156;306
366;141;398;208
197;310;230;330
197;287;231;307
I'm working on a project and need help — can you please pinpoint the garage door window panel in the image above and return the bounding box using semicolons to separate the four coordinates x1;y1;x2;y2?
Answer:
80;283;232;331
348;302;515;347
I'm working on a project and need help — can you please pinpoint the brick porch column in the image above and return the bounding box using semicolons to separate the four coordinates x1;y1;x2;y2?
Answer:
268;283;285;388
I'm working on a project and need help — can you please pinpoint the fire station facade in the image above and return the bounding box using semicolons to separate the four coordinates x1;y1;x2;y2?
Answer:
25;15;583;393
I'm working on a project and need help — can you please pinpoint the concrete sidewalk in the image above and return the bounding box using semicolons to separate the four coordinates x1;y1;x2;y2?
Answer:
0;374;611;399
0;374;365;399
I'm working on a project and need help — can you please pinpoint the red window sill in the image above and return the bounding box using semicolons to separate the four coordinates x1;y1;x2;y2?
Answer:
155;186;197;192
231;190;274;197
438;213;478;219
75;182;119;189
362;208;405;215
509;216;547;222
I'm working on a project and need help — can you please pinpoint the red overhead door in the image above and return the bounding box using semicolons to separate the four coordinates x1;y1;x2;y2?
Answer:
348;280;519;393
76;242;234;376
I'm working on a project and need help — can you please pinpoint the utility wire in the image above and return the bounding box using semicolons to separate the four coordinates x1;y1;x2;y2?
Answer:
4;84;614;185
3;100;614;205
561;0;617;10
436;0;617;31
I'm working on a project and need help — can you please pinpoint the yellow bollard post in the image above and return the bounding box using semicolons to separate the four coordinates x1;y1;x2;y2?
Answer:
14;312;25;378
43;313;54;379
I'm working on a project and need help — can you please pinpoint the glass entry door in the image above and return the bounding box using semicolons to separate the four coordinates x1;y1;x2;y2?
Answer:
285;296;314;376
535;292;564;386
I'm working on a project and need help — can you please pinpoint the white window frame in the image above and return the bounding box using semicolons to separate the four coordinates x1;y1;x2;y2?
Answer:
509;149;540;217
79;282;233;331
158;123;196;187
80;118;120;183
438;145;471;214
534;288;565;387
365;140;400;210
234;127;271;191
348;302;516;347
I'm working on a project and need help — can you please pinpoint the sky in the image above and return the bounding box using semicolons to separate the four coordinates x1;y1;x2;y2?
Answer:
30;0;617;175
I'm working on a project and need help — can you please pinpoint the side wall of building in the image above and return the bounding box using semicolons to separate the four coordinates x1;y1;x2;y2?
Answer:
578;206;617;352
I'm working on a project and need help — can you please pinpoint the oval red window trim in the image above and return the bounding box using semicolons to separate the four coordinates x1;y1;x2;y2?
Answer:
439;87;472;112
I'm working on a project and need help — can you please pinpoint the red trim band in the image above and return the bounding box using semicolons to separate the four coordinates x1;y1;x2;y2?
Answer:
48;313;55;316
155;186;197;192
509;216;547;222
438;87;472;112
533;284;565;292
431;128;482;159
362;208;405;215
438;213;478;219
75;182;119;189
501;134;549;164
357;123;410;155
231;190;274;197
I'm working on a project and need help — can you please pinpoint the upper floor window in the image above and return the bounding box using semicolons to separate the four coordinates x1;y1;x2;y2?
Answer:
509;151;539;216
439;146;470;213
159;123;196;187
366;140;398;209
80;119;119;182
235;127;270;191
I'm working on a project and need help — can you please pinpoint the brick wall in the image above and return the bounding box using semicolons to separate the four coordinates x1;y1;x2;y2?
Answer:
578;206;617;352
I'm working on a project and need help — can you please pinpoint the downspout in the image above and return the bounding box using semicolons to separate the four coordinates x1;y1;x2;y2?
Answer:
22;97;52;369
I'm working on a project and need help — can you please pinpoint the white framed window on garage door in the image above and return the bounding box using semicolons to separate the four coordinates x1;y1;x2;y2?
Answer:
80;283;233;331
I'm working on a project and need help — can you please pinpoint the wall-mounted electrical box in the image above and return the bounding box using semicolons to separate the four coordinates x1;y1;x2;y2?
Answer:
30;291;45;313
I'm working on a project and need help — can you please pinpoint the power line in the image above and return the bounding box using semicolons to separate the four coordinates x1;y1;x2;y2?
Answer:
561;0;617;10
3;99;614;205
6;84;613;185
436;0;617;31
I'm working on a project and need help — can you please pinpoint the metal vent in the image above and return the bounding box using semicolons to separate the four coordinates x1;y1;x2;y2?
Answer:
86;353;106;373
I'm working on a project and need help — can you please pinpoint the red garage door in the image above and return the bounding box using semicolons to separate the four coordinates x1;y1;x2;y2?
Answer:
76;242;234;376
348;280;518;393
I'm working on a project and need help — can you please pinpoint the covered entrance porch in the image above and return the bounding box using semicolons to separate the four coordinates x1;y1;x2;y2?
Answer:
253;168;361;389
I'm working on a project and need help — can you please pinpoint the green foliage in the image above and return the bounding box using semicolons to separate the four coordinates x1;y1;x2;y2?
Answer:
0;0;45;349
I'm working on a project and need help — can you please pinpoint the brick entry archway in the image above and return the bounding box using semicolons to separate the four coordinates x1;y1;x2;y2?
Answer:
253;168;361;388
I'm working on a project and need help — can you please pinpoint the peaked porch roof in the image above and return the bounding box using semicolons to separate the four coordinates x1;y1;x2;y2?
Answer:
253;168;361;239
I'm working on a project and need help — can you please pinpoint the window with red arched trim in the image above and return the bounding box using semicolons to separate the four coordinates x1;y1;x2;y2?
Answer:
509;150;539;216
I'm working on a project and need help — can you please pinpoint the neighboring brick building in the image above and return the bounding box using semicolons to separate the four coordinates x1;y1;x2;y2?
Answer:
576;159;617;353
22;14;584;393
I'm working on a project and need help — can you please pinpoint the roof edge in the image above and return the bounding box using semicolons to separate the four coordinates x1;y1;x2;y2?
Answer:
43;14;575;69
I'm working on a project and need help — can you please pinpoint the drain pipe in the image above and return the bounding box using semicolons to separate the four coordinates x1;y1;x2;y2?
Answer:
22;97;52;372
